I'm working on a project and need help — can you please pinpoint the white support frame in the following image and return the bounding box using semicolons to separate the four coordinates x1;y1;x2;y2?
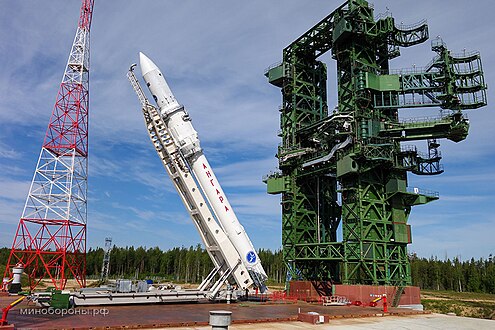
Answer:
127;69;253;296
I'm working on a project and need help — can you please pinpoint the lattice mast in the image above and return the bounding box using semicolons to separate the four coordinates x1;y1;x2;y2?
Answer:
4;0;95;290
100;237;112;281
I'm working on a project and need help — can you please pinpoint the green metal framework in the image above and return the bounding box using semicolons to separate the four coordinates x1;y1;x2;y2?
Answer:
265;0;486;287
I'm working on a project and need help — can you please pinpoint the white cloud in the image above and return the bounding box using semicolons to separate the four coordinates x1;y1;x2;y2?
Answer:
410;216;495;260
0;178;30;201
440;194;492;203
1;0;494;259
0;199;23;226
89;152;174;193
0;141;21;160
214;157;278;188
229;193;281;217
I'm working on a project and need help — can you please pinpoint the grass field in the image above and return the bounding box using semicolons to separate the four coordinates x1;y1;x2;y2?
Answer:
421;290;495;319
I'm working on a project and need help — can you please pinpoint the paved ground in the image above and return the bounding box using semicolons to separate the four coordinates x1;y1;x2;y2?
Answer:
2;295;493;329
165;314;495;330
2;294;424;329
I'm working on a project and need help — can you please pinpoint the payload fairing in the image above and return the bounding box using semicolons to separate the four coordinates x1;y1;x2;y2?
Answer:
139;53;267;289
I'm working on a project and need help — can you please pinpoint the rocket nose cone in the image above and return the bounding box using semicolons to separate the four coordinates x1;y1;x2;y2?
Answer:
139;52;159;76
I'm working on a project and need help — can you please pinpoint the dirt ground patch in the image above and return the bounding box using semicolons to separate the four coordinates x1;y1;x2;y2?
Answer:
421;290;495;319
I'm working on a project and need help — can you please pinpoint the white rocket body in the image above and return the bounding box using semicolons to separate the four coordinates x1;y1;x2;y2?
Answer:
139;53;267;287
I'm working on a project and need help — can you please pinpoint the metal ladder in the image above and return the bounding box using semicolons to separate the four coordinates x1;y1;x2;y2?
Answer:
392;285;405;307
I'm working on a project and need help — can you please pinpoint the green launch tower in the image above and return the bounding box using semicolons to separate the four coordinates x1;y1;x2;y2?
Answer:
265;0;486;291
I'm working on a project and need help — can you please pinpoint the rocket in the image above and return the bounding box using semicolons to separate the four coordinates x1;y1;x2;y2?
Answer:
139;52;268;290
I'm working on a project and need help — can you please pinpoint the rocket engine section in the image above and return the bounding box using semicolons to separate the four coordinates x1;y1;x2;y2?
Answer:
139;53;268;290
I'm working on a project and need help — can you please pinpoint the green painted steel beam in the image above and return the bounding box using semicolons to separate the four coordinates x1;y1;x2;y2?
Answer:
265;0;487;287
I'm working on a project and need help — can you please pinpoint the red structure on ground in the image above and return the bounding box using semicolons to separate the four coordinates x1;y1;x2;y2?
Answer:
288;281;421;306
4;0;95;290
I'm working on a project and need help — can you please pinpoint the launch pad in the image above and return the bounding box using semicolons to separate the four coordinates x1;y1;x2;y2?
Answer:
1;0;488;328
1;295;428;329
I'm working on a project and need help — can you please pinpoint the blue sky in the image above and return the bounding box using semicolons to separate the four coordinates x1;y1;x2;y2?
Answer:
0;0;493;261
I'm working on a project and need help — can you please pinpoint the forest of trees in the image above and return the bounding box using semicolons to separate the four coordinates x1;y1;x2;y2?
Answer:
410;253;495;293
84;245;286;285
1;246;494;294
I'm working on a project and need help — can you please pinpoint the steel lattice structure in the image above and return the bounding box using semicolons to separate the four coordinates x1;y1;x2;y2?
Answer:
100;237;112;281
265;0;486;291
4;0;95;290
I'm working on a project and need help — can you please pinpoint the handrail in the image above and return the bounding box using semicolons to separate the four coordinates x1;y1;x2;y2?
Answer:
264;61;283;74
395;19;427;31
400;115;451;124
407;187;439;198
390;66;430;75
375;10;392;21
451;50;480;60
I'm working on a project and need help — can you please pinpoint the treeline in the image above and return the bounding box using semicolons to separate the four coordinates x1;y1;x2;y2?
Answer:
410;254;495;294
84;248;495;293
1;246;495;294
85;245;285;284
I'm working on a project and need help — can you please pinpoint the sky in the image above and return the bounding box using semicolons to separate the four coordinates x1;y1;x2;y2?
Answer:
0;0;493;261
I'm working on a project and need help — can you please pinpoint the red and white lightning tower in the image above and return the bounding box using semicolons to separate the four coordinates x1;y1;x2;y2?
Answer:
4;0;95;290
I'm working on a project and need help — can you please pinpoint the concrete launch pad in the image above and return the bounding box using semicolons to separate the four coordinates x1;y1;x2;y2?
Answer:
2;295;428;329
166;314;495;330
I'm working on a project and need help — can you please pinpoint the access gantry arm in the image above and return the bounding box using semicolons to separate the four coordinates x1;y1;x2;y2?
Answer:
373;37;486;112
